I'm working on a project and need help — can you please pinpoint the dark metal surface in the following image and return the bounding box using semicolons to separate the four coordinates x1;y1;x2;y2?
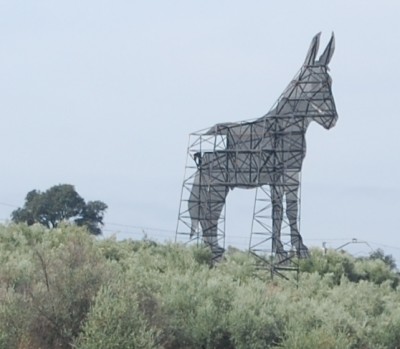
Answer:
177;33;338;268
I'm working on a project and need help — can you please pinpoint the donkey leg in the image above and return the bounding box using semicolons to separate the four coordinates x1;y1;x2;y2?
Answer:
285;182;309;258
201;219;224;261
201;184;229;260
271;184;287;260
188;171;202;238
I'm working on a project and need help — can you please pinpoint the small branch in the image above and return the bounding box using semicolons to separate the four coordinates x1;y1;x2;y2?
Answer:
35;249;50;292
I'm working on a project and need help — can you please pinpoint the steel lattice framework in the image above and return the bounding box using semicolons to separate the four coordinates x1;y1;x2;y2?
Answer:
176;33;338;274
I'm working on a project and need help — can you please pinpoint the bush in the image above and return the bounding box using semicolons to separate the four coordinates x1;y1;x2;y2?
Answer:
300;248;399;286
0;224;115;349
159;269;234;348
76;282;158;349
227;281;284;348
1;224;400;349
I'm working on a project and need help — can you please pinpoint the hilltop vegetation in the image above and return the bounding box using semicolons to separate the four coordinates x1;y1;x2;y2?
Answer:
11;184;107;235
0;224;399;349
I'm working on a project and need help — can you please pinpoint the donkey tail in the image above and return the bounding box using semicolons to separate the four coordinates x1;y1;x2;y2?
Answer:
190;219;199;238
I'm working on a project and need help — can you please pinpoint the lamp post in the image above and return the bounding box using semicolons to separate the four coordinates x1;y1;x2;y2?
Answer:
321;238;373;255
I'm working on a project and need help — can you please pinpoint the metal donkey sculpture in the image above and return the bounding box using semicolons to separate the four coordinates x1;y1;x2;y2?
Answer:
188;33;338;260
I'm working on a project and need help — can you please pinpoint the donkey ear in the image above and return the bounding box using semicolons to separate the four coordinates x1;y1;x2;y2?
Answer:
318;32;335;66
304;32;321;66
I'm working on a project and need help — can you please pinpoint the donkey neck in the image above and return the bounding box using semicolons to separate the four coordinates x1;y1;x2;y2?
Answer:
260;105;312;134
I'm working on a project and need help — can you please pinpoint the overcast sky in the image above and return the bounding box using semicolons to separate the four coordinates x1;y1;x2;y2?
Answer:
1;1;399;261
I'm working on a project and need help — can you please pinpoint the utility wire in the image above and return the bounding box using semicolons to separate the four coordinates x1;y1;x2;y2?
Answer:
105;222;175;233
0;201;18;208
1;207;400;253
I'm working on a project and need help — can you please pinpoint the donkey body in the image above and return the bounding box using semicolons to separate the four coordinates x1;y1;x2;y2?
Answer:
189;33;338;259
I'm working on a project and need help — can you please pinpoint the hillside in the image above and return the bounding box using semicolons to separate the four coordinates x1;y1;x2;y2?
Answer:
0;224;399;349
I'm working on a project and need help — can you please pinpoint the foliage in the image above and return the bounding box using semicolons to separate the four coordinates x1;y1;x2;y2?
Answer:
75;200;108;235
0;224;115;349
299;247;399;287
368;248;397;270
77;282;158;349
0;224;400;349
11;184;107;235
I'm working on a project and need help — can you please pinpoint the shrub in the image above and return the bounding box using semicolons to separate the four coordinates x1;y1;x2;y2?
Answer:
76;282;158;349
300;248;399;286
1;224;400;349
0;224;115;349
227;281;285;348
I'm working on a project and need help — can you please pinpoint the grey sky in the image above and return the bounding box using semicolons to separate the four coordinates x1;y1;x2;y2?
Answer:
1;1;399;260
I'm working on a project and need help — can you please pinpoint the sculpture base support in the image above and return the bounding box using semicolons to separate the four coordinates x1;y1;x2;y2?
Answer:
175;133;226;263
250;186;304;280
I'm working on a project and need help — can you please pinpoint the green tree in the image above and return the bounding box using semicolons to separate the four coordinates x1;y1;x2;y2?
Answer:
368;248;397;270
75;201;108;236
11;184;107;235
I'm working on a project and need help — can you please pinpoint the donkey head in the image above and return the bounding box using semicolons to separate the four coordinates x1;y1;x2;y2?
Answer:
277;32;338;130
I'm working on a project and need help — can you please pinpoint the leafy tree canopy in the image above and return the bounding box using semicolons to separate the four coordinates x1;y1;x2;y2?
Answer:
368;248;397;270
11;184;107;235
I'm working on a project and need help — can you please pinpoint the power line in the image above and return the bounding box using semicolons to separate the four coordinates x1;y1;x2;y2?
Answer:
103;223;400;249
365;240;400;251
0;202;18;208
2;213;400;254
104;222;175;233
103;224;254;241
